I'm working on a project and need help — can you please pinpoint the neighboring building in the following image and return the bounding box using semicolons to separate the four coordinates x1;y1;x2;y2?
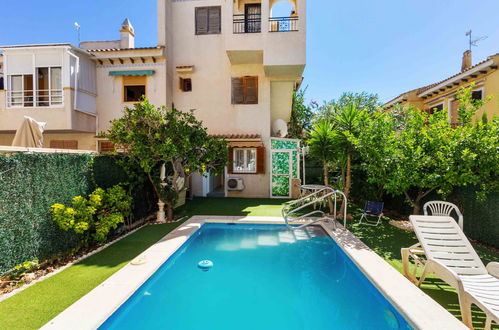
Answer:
0;0;306;199
0;19;167;151
384;51;499;124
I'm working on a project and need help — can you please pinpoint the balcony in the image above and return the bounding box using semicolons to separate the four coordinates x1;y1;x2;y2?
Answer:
233;14;262;34
7;89;64;108
269;16;299;32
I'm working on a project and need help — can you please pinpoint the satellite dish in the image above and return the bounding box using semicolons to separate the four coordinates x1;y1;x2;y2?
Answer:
272;119;288;138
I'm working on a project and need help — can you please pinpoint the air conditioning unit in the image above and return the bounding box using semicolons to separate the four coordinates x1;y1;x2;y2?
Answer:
226;178;244;191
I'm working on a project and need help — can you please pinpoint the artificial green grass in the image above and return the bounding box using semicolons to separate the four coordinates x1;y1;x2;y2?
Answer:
0;197;497;329
176;197;291;217
0;222;183;330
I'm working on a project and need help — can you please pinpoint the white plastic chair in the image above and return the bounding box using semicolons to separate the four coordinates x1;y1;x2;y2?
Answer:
424;200;463;229
402;201;463;285
405;215;499;329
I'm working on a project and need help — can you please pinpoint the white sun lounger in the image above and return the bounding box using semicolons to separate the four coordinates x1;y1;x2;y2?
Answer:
405;215;499;329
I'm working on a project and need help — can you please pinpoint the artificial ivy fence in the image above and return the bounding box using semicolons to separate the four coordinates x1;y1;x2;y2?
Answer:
0;153;155;274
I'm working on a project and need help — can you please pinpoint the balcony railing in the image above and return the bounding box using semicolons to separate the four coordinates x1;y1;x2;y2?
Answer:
269;16;299;32
233;14;262;34
7;89;64;108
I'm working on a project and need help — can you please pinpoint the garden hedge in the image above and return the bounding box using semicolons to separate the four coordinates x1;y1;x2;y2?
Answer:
0;153;155;274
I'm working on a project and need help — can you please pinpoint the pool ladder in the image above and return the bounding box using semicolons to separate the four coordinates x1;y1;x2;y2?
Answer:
282;187;347;230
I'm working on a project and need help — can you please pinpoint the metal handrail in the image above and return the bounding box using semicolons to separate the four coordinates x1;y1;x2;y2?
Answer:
7;89;64;107
269;16;299;32
282;186;348;230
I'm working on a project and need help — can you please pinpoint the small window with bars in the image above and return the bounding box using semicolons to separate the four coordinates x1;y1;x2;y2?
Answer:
195;6;221;35
231;76;258;104
180;78;192;92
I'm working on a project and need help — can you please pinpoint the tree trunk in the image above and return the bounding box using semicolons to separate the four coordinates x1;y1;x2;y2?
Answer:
405;187;438;215
322;161;329;186
344;152;352;198
339;152;351;218
166;202;174;221
323;162;334;214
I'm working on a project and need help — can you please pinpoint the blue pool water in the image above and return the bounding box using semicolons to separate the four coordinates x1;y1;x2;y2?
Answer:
100;223;411;330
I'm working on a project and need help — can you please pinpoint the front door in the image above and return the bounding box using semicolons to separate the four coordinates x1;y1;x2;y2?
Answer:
245;4;261;33
271;150;292;198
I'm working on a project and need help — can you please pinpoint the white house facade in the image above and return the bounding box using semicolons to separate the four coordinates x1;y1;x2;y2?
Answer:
0;0;306;198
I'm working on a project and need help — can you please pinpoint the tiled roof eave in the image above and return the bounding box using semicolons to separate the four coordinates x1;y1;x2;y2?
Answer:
417;59;495;98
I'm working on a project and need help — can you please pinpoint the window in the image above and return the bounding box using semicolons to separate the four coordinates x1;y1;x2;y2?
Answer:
50;140;78;149
231;76;258;104
180;77;192;92
8;74;33;107
233;148;257;173
6;66;62;107
196;6;221;35
428;103;443;114
123;76;146;102
36;67;62;106
472;89;483;101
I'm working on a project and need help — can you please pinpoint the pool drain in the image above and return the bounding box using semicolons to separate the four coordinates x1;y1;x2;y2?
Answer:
198;260;214;271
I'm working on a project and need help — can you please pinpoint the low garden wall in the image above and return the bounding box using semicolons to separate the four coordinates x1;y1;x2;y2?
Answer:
0;152;156;274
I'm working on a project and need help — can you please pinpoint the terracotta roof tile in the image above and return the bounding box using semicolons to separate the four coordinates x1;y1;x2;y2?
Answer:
212;134;261;140
87;46;162;52
384;53;499;106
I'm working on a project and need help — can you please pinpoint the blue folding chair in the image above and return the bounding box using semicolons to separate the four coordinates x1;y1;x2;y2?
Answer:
358;201;384;226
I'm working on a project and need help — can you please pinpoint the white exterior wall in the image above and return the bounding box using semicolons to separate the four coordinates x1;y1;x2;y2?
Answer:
159;0;306;198
95;61;168;133
0;46;96;133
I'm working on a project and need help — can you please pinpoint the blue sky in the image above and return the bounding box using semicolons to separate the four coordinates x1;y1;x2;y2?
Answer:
1;0;499;104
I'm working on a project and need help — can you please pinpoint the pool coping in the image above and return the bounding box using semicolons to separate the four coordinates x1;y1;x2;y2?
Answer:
42;216;466;330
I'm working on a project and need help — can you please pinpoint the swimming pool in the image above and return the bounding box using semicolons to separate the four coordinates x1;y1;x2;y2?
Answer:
99;223;411;330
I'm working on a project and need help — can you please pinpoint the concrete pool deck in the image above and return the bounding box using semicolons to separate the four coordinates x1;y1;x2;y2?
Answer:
42;216;466;330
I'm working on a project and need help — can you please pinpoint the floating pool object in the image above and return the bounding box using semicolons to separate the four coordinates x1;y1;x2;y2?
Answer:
198;260;214;271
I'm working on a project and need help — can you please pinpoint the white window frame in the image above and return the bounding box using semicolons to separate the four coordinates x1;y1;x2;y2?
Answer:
35;66;63;107
471;87;484;100
428;102;444;113
6;66;63;108
233;148;257;174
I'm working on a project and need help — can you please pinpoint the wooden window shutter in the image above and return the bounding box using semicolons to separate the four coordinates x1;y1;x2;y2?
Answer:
50;140;64;149
243;76;258;104
207;7;221;34
195;7;209;35
50;140;78;149
99;141;115;152
256;147;265;174
227;147;234;174
231;78;244;104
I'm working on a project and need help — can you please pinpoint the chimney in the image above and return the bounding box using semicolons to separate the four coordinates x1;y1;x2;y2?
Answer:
120;18;135;49
461;50;472;71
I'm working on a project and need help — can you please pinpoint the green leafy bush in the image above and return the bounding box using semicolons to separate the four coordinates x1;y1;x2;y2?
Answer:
51;185;132;245
3;259;40;281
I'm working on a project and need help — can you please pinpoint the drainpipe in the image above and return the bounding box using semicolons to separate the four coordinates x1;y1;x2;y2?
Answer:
66;48;79;109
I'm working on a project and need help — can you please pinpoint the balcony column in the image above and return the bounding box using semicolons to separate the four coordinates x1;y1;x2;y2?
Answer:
261;0;270;34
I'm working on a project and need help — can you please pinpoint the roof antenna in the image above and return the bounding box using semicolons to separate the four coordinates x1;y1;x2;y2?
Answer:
74;22;81;47
466;30;487;52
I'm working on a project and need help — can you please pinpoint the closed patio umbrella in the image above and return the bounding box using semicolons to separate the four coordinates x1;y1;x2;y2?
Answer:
11;116;46;148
